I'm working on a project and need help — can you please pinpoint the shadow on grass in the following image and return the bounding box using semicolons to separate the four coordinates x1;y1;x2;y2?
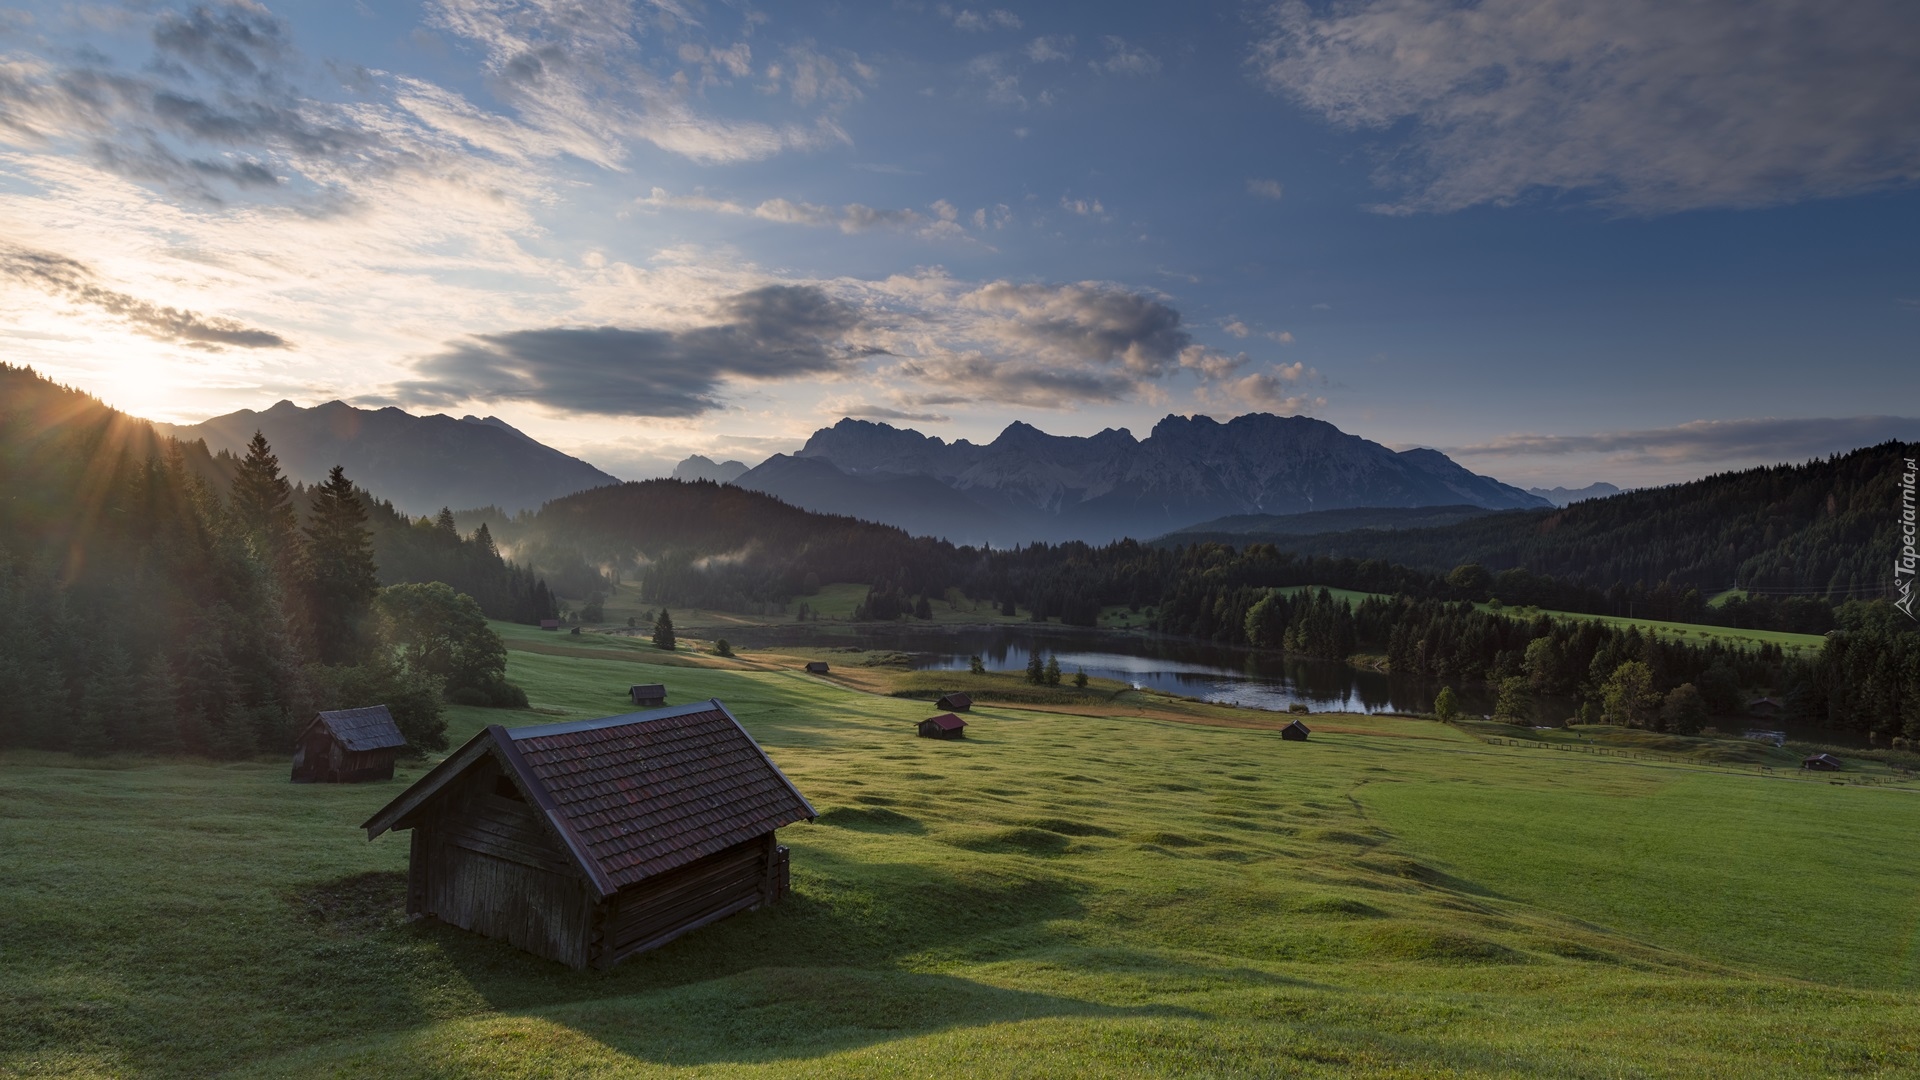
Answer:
535;966;1200;1067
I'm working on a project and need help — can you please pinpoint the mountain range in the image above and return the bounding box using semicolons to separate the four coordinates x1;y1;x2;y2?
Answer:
725;413;1548;544
156;400;618;515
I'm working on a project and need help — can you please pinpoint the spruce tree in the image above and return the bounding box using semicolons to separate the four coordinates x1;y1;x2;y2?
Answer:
302;466;378;664
1025;651;1045;685
1044;654;1062;687
231;431;299;578
652;608;676;651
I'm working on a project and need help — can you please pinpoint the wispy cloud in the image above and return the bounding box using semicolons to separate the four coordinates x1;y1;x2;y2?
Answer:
1449;416;1918;463
1251;0;1920;215
1090;36;1160;77
0;242;288;350
1246;178;1284;200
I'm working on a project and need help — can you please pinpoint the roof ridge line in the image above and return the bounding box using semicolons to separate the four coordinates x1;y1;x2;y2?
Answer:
504;699;723;740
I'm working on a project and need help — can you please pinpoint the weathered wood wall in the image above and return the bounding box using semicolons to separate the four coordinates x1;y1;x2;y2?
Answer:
410;758;594;968
597;834;779;967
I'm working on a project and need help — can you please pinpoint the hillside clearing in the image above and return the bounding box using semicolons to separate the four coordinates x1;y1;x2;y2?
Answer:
3;628;1916;1078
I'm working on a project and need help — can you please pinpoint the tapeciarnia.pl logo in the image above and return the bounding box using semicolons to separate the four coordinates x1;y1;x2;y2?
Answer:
1898;456;1917;620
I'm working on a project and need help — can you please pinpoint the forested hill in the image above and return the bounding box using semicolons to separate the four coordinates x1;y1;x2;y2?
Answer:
473;478;964;609
1159;442;1913;605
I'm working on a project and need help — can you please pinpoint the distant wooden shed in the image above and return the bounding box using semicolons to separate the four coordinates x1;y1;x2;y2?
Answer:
628;683;667;708
1802;753;1842;772
935;692;973;712
919;713;967;740
1280;719;1311;742
1747;697;1782;716
292;706;408;784
539;619;560;631
805;661;830;675
362;699;815;970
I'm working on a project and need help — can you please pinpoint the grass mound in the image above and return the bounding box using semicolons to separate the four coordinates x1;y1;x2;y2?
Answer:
815;806;925;833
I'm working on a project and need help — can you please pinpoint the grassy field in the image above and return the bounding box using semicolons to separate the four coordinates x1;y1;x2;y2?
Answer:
4;627;1919;1078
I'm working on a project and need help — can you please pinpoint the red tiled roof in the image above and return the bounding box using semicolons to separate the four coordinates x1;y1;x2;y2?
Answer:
923;713;966;731
499;701;815;891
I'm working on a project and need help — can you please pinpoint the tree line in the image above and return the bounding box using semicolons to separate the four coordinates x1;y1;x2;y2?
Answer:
0;366;550;758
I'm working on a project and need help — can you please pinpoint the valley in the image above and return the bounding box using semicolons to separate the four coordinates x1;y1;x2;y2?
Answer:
5;625;1916;1078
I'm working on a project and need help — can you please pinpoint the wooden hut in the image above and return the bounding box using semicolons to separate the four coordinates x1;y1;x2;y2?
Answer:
1280;719;1311;742
918;713;967;740
935;692;973;712
1802;753;1842;771
628;683;667;708
362;699;815;970
292;706;407;783
805;661;830;675
539;619;561;631
1747;697;1782;716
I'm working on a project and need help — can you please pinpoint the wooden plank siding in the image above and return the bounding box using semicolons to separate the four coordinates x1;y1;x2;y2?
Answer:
598;835;775;967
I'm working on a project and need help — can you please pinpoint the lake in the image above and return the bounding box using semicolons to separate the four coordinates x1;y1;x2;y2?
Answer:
731;623;1497;716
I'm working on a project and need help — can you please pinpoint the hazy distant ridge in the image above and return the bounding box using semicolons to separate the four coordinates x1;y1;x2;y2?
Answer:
725;413;1547;545
156;400;618;515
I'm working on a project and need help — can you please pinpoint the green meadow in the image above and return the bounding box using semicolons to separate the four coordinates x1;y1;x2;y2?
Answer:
4;627;1919;1078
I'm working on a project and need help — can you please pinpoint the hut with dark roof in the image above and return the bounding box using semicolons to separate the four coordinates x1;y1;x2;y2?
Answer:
1280;719;1311;742
628;683;667;707
804;661;830;675
539;619;560;631
292;706;408;784
1802;753;1843;772
918;713;967;740
361;699;815;969
935;692;973;712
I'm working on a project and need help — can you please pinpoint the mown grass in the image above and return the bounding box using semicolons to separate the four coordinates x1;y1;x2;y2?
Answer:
4;632;1918;1078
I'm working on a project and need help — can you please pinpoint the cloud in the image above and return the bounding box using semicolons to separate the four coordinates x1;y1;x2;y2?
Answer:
893;353;1140;409
949;8;1023;32
1195;364;1321;414
392;285;870;417
1059;194;1104;216
1026;35;1074;62
826;400;953;423
639;187;957;237
1246;178;1284;200
427;0;864;166
0;241;289;350
1250;0;1920;214
1091;36;1160;77
1448;416;1918;464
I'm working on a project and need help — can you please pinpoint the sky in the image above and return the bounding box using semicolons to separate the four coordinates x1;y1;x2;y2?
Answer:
0;0;1915;489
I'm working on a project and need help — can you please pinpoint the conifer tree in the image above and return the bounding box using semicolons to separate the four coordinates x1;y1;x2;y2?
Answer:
652;608;676;651
302;466;378;664
1044;654;1062;687
231;431;300;581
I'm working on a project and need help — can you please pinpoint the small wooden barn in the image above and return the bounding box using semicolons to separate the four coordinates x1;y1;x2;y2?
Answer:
292;706;407;784
935;692;973;712
1747;697;1782;716
628;683;667;707
1802;753;1842;771
919;713;967;740
362;699;815;969
805;661;830;675
1280;719;1311;742
539;618;561;631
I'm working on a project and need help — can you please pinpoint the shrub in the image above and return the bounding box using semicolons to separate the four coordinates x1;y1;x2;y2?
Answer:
715;638;733;658
1288;702;1310;715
